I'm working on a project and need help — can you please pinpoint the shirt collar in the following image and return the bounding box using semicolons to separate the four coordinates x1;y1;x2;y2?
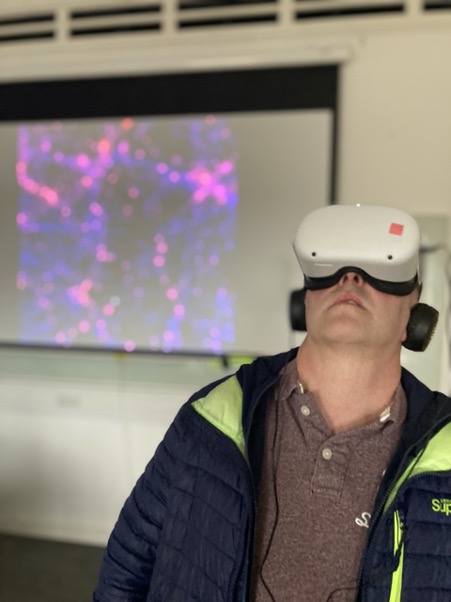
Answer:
276;359;407;429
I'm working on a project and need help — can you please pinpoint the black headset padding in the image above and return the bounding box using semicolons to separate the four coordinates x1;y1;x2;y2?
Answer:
289;289;307;331
403;303;439;352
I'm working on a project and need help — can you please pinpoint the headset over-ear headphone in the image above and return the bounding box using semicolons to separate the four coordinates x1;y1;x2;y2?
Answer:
403;302;439;351
289;288;439;352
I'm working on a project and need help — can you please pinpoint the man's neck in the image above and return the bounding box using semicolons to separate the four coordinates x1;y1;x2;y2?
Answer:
295;338;402;434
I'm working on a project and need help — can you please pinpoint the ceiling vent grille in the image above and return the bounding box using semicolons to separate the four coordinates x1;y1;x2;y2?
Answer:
177;0;278;29
69;3;162;38
423;0;451;12
0;12;55;44
294;0;404;21
0;0;449;81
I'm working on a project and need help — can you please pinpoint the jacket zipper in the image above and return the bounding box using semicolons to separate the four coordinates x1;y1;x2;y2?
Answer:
357;413;451;600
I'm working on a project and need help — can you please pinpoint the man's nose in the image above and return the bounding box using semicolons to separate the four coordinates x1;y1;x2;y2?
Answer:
337;271;365;287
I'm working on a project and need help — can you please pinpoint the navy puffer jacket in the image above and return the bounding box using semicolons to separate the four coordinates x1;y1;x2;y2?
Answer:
93;349;451;601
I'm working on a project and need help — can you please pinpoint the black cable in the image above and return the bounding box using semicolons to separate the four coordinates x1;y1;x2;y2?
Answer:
258;387;279;602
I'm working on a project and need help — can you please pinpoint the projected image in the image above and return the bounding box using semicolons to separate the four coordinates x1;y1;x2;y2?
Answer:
15;116;238;353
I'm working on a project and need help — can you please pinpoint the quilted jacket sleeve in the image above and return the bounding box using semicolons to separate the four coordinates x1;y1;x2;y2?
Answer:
92;415;180;602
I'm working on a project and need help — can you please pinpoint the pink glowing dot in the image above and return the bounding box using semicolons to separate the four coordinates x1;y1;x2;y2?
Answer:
205;115;216;125
79;320;90;333
77;154;90;168
199;172;212;185
210;327;220;338
103;303;115;316
41;187;58;206
81;176;93;188
157;163;168;174
54;152;64;162
121;118;134;130
163;330;175;342
209;255;219;266
16;161;26;174
55;332;66;343
117;141;129;154
135;149;145;160
90;202;104;216
98;139;110;154
96;245;113;262
128;187;139;199
41;140;51;152
24;181;33;193
166;288;178;301
174;304;185;318
214;183;227;198
124;341;136;352
96;319;106;330
219;161;233;174
123;205;133;216
16;212;27;225
156;242;168;254
153;255;165;267
217;288;228;297
169;172;180;183
16;276;27;290
211;340;222;352
61;206;71;218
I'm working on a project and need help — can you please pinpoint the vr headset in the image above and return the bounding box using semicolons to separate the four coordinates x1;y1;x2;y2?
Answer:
290;205;438;351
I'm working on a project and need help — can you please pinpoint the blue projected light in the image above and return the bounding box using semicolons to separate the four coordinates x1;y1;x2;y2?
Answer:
16;115;238;353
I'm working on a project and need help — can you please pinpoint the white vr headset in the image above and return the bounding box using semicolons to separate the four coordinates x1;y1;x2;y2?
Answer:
293;205;421;296
290;204;439;351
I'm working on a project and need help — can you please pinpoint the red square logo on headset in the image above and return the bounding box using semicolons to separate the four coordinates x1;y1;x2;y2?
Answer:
389;223;404;236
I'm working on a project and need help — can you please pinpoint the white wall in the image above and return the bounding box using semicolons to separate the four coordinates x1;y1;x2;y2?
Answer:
1;21;451;547
338;28;451;394
0;349;234;544
338;29;451;215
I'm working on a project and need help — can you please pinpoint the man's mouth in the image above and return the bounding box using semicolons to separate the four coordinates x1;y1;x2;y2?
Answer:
333;294;364;308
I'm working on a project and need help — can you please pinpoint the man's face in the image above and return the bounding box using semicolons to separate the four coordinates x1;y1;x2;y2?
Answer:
304;272;419;351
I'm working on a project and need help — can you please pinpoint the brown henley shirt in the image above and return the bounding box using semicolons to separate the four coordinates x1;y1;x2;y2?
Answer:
251;359;407;602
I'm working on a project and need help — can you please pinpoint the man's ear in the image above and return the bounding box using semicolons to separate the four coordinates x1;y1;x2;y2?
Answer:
403;303;439;352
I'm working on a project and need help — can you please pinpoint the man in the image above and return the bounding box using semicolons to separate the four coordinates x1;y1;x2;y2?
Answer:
93;204;451;602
